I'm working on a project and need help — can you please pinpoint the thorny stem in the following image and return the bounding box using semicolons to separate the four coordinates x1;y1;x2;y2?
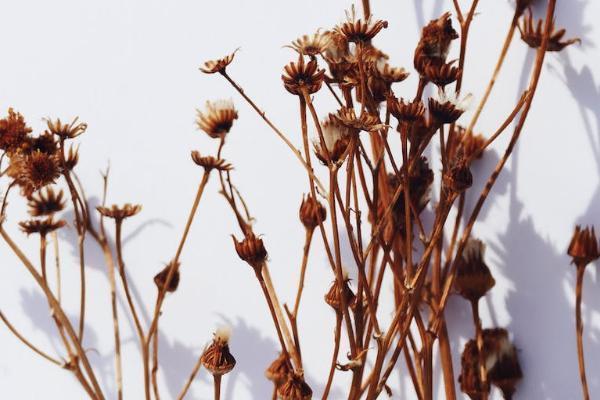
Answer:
575;264;590;400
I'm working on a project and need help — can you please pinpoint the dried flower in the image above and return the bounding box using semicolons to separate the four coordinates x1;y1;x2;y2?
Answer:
368;61;409;101
518;12;580;52
454;238;496;303
21;132;57;155
488;343;523;400
429;91;472;124
443;157;473;193
191;151;232;172
21;151;61;193
27;187;65;217
46;117;87;140
232;232;268;270
200;50;237;74
153;261;181;293
314;115;352;165
414;12;459;74
299;195;326;231
324;269;357;312
423;61;462;88
333;107;383;132
201;327;236;376
287;31;332;57
282;56;325;96
387;96;426;123
459;340;489;400
0;108;32;152
97;204;142;221
277;373;313;400
19;217;66;236
64;144;80;170
568;226;600;267
196;100;238;139
337;6;388;43
454;126;485;161
265;352;292;387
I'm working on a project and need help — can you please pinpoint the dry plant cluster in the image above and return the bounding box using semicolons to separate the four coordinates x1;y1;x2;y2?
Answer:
0;0;591;399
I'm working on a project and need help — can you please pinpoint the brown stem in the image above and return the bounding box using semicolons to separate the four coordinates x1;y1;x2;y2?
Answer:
213;374;222;400
104;229;123;400
575;264;590;400
292;228;314;318
322;312;342;400
471;300;488;400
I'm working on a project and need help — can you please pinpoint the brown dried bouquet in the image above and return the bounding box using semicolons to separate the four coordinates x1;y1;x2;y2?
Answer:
0;0;589;399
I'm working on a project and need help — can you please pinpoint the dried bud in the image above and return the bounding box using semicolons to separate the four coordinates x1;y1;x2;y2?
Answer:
196;100;238;139
277;373;313;400
486;331;523;400
233;233;268;270
201;327;236;376
518;11;580;52
200;50;237;74
265;352;292;387
429;91;472;125
337;6;387;43
287;31;332;57
27;187;65;217
459;340;489;400
299;195;326;231
282;56;325;96
443;157;473;193
64;144;80;171
568;225;600;267
191;151;232;172
314;116;352;165
153;261;181;293
324;270;357;312
46;117;87;140
454;238;496;302
97;204;142;221
414;12;458;74
19;217;66;237
0;108;32;152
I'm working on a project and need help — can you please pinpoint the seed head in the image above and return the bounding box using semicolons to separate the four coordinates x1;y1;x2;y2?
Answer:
314;115;352;165
459;340;490;399
414;12;458;74
324;270;357;312
200;49;238;74
232;232;268;270
27;187;66;217
443;157;473;194
429;91;472;124
454;238;496;303
423;61;462;88
568;225;600;267
332;107;383;132
337;6;388;43
191;151;232;172
299;195;326;231
201;327;236;376
97;204;142;221
387;96;426;123
20;151;62;194
0;108;32;152
287;31;332;57
265;352;292;387
19;217;66;237
277;373;313;400
282;56;325;96
196;100;238;139
519;11;580;52
153;261;181;293
46;117;87;140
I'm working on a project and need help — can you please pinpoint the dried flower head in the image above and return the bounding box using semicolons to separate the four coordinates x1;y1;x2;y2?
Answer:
368;61;409;102
314;115;352;165
454;126;486;161
299;194;326;231
282;56;325;96
454;238;496;302
97;204;142;221
337;6;388;43
414;12;459;73
277;373;313;400
20;151;61;193
153;261;181;293
459;340;490;400
232;232;268;270
568;225;600;267
518;12;580;52
200;49;238;74
19;217;66;236
333;107;383;132
0;108;32;152
487;334;523;399
443;157;473;194
191;151;232;172
22;132;58;155
287;31;332;57
324;270;357;312
201;327;236;376
429;91;472;124
64;144;80;171
265;352;292;387
27;187;65;217
423;61;462;88
387;96;426;123
196;100;238;139
46;117;87;140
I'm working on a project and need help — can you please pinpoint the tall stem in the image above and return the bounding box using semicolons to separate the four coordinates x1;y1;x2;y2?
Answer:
575;264;590;400
322;312;342;400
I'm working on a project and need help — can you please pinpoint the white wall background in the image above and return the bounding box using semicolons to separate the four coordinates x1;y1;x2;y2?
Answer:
1;0;599;399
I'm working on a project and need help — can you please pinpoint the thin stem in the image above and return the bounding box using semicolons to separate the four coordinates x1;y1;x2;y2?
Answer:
176;355;203;400
575;264;590;400
213;374;222;400
471;300;488;400
292;228;314;318
106;239;124;400
322;312;342;400
52;231;62;304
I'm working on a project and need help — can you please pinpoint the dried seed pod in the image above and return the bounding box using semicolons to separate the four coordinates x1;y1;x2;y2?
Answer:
27;187;65;217
428;91;472;125
337;6;387;43
0;108;32;152
518;11;580;52
265;352;291;387
287;31;332;57
97;204;142;221
443;157;473;194
153;261;181;293
191;151;232;172
196;100;238;139
568;225;600;267
232;232;268;270
332;107;383;132
277;373;313;400
368;62;409;102
414;12;458;74
299;195;326;231
314;116;352;165
19;217;66;237
46;117;87;140
324;270;357;312
487;341;523;399
459;340;489;400
200;50;237;74
201;327;236;376
454;126;485;161
282;56;325;96
454;238;496;302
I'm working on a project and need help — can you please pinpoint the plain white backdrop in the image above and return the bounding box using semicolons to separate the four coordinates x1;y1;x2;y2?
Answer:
1;0;599;398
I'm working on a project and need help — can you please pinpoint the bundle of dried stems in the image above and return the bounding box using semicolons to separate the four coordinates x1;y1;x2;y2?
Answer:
0;0;590;399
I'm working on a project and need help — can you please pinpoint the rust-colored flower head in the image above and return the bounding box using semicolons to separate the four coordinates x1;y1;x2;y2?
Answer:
486;331;523;400
0;108;32;152
201;327;236;376
388;96;426;123
46;117;87;140
200;49;238;74
282;56;325;96
153;261;181;293
454;126;485;161
191;151;232;172
337;6;388;43
333;107;383;132
22;151;62;193
265;352;292;387
64;144;80;171
568;225;600;267
459;340;489;400
314;115;352;165
27;187;65;217
277;373;313;400
414;12;459;74
323;30;350;61
429;91;472;125
423;61;462;88
443;157;473;194
97;203;142;221
324;269;357;312
299;194;326;231
19;217;66;237
22;132;57;155
232;232;268;270
196;100;238;139
518;11;580;52
368;61;409;102
454;238;496;303
287;31;332;57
